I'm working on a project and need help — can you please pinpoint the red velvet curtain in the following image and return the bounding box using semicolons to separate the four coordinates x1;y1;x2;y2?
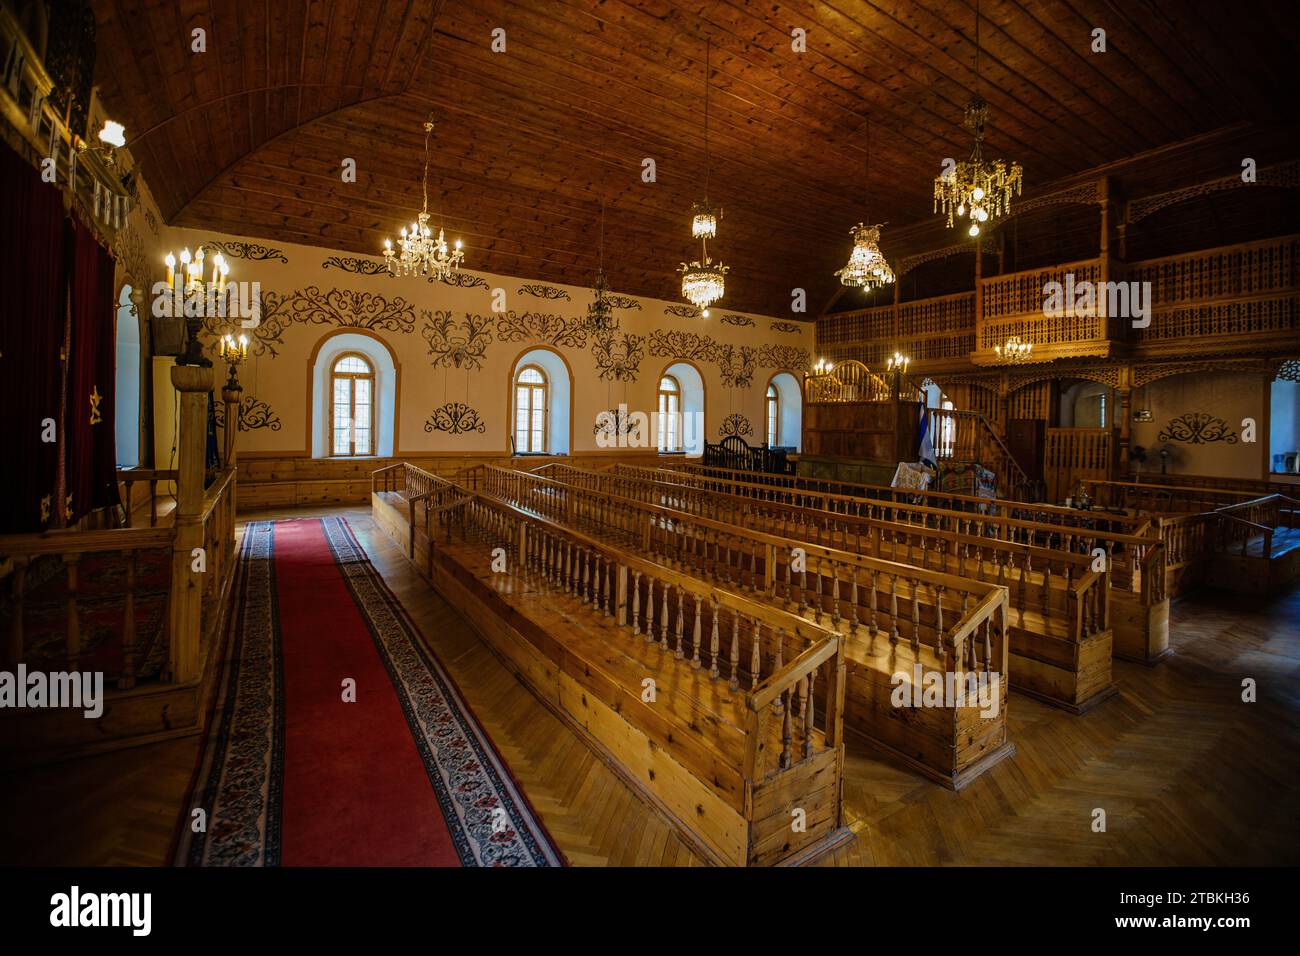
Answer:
67;216;120;523
0;144;67;533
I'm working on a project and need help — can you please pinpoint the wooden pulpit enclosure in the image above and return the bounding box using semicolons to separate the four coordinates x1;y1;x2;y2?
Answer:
0;369;240;764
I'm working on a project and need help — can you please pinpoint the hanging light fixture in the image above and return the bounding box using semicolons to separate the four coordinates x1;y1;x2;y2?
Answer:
382;114;465;279
836;119;895;290
679;37;728;316
933;0;1023;238
586;201;619;333
994;336;1033;363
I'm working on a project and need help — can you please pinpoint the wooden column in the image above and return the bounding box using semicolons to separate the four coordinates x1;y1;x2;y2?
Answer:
222;381;241;517
167;364;215;684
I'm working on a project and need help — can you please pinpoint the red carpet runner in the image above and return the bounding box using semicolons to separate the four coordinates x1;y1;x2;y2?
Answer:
177;517;563;867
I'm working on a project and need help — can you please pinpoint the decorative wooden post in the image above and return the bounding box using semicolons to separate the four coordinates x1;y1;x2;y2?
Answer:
222;378;241;515
167;364;215;684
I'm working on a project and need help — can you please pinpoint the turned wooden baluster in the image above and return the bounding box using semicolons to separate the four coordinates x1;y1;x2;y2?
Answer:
1041;562;1052;618
779;690;793;769
631;570;642;635
804;669;816;758
750;619;762;691
847;567;861;635
708;597;720;679
888;573;900;644
829;562;842;626
909;577;922;652
772;629;785;713
691;594;703;669
934;585;946;665
729;614;740;690
674;585;685;659
659;581;669;651
806;557;821;622
983;618;993;675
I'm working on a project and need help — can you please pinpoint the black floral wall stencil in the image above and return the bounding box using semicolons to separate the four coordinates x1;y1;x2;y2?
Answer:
214;396;283;432
518;283;571;301
204;240;288;263
421;311;493;371
495;311;588;349
594;408;642;440
1158;412;1239;444
234;287;417;357
770;321;802;334
322;255;389;275
591;331;645;382
719;413;754;438
720;314;755;327
424;403;487;435
648;329;718;363
757;343;811;369
436;271;489;289
716;344;757;388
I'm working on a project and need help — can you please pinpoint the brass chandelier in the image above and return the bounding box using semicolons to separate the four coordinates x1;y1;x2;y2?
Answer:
836;119;895;290
679;37;728;316
383;114;465;279
933;0;1023;238
994;336;1033;363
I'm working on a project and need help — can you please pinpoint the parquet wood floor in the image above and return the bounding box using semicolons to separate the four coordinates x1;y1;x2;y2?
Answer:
2;505;1297;867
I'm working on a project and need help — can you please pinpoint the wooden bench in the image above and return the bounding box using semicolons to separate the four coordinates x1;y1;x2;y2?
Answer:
609;461;1171;668
531;462;1122;711
371;464;851;866
467;464;1016;787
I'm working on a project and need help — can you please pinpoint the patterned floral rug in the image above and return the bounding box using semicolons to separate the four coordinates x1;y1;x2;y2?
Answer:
176;516;563;867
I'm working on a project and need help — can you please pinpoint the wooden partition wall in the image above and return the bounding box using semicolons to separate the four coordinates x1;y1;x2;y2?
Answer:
0;371;239;764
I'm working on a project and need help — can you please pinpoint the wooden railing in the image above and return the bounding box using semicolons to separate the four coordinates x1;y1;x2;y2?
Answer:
815;236;1299;368
456;489;847;782
703;437;794;475
116;468;178;528
1126;235;1300;350
653;460;1150;537
488;463;1024;665
802;360;893;404
1086;479;1259;514
1208;495;1300;557
927;407;1032;495
1;527;174;688
518;463;1087;647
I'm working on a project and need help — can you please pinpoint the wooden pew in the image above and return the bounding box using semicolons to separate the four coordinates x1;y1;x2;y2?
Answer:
469;464;1015;788
606;461;1171;667
534;462;1124;710
371;471;851;865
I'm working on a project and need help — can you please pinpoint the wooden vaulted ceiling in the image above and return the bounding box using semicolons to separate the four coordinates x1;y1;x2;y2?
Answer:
90;0;1299;317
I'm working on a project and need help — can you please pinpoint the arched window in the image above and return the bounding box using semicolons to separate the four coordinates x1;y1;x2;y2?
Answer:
331;352;375;456
766;384;779;447
658;375;682;451
514;365;549;453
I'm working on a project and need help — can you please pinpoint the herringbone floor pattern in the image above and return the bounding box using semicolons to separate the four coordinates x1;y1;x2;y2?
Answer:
3;506;1297;866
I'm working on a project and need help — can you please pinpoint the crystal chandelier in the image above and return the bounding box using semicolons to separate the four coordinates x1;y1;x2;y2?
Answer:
679;37;728;316
382;115;465;279
691;200;720;239
586;202;618;333
933;0;1022;238
994;336;1033;363
837;119;894;290
836;223;895;289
